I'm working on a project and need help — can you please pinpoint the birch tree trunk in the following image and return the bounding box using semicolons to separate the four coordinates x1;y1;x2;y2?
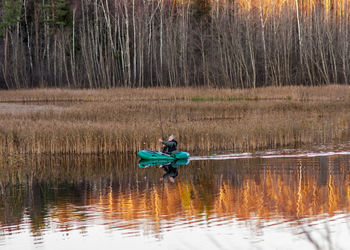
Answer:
259;0;268;84
295;0;303;65
51;0;57;86
124;0;131;86
3;27;9;89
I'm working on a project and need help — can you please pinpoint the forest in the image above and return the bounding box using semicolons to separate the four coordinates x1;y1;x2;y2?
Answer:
0;0;349;89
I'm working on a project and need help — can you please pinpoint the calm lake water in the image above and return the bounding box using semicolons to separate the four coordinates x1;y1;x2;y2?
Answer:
0;150;349;250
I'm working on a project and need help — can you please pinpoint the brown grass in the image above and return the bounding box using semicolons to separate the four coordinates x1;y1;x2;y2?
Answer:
0;85;350;154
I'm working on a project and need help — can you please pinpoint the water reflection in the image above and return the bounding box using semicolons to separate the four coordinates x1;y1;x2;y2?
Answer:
0;154;349;248
139;159;190;183
159;163;178;183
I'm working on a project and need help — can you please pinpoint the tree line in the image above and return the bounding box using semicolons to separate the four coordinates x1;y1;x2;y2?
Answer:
0;0;349;89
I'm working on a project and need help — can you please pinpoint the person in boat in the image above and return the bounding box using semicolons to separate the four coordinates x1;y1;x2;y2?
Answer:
158;135;178;155
159;162;178;183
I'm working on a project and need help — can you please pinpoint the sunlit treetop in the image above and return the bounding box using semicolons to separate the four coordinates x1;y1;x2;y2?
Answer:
172;0;349;17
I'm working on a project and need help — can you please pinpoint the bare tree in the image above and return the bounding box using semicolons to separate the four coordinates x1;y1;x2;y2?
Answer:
0;0;350;89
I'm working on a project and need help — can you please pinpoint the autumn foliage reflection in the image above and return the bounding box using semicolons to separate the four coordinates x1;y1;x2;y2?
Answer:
88;159;350;234
0;155;349;236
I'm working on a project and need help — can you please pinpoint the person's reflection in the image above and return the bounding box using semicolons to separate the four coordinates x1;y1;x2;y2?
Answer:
159;162;178;183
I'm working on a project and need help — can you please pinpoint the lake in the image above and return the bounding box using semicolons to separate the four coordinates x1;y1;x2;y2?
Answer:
0;149;349;250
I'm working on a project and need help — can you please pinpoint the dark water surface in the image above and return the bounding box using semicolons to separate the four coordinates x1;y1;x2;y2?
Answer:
0;152;349;250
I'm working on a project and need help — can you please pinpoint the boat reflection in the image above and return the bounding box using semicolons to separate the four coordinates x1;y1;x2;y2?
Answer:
138;158;190;168
139;158;190;183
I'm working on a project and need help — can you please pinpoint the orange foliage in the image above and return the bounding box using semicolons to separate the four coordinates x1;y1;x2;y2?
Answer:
227;0;350;17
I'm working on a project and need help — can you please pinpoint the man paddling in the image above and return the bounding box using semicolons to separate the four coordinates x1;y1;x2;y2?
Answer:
158;135;178;155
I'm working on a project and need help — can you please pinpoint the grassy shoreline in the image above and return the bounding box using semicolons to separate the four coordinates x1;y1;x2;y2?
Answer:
0;86;350;155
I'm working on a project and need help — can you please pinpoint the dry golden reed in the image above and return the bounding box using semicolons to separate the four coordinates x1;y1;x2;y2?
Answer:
0;85;350;154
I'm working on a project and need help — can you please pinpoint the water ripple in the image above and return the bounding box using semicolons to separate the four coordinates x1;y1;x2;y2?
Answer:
191;150;350;160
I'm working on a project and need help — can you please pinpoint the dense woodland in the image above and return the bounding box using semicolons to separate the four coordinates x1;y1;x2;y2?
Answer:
0;0;349;88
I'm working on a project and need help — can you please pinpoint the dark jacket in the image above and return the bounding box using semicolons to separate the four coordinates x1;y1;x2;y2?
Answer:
162;139;178;154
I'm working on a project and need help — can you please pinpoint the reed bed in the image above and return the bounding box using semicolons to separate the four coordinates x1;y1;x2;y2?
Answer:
0;86;350;154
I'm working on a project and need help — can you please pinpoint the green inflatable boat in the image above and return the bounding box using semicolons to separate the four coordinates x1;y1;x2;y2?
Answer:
138;150;190;160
